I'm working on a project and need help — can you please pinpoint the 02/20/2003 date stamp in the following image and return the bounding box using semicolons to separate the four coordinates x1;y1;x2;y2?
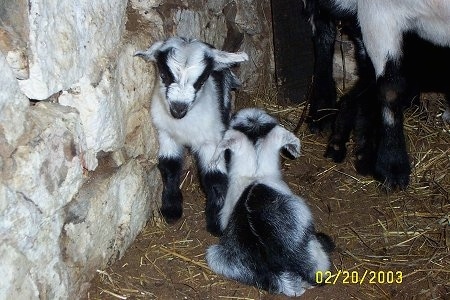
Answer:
316;270;403;285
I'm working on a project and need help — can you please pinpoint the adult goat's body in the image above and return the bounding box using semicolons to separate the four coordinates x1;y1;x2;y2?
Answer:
304;0;450;189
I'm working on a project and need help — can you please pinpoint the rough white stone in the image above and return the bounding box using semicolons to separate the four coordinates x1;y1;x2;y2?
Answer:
63;160;154;265
6;49;29;80
0;0;30;79
0;53;28;146
9;103;85;215
0;101;86;299
59;38;157;170
130;0;163;10
62;159;161;296
0;244;39;300
18;0;128;100
58;75;124;170
0;99;159;299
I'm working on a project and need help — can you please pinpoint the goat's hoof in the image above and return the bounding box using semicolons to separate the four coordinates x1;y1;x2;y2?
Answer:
354;150;376;176
380;176;410;192
160;204;183;224
374;162;410;191
324;143;347;163
205;200;224;236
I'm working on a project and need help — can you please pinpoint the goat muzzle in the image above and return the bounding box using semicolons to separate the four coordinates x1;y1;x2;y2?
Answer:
169;102;189;119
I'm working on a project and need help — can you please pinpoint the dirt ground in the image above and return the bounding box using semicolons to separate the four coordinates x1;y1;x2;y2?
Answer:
86;94;449;300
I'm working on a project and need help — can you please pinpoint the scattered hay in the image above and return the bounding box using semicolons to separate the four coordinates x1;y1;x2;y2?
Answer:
88;91;449;300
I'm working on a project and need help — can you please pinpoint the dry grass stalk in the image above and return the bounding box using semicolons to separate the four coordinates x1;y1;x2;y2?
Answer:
89;91;449;299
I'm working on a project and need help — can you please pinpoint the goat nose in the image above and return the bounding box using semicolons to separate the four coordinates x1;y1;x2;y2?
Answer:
170;102;189;119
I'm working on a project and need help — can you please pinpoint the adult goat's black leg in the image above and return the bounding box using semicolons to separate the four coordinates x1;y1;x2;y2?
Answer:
324;91;358;162
353;87;379;175
325;23;376;164
374;60;411;190
158;156;184;223
307;9;338;133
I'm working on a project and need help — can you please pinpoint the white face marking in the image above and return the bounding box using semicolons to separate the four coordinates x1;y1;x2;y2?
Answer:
165;83;196;105
155;39;213;118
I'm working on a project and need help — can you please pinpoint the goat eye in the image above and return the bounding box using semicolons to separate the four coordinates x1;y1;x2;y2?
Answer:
160;73;166;80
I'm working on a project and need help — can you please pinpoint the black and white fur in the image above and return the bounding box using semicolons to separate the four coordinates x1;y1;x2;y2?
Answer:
206;108;334;296
135;37;248;235
303;0;450;189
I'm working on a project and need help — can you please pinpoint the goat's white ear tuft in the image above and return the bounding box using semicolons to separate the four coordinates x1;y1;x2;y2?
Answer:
217;130;247;153
211;49;249;70
209;130;245;168
134;41;164;61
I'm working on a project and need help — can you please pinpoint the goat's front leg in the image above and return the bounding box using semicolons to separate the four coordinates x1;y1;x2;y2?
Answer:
157;131;185;223
195;143;228;236
375;60;411;190
356;4;411;189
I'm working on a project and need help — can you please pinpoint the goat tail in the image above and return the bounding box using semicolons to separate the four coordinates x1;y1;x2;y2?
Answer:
315;232;335;253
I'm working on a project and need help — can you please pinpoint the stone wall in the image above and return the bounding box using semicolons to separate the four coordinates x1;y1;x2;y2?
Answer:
333;34;359;92
0;0;273;298
128;0;274;91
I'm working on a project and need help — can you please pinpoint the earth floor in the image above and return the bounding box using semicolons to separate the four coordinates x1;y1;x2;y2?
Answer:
87;95;449;300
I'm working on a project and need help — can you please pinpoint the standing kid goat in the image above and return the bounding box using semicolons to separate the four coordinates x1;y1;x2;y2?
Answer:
135;37;248;235
303;0;450;189
206;108;334;296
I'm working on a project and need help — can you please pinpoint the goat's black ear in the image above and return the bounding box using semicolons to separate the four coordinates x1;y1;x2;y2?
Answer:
281;144;300;160
279;128;301;159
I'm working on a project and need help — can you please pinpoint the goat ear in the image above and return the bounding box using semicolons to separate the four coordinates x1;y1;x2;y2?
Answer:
211;49;249;70
134;41;164;61
217;130;246;153
278;127;301;159
209;130;244;168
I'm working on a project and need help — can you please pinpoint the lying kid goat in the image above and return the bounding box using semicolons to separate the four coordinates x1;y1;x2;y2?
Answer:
206;108;334;296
